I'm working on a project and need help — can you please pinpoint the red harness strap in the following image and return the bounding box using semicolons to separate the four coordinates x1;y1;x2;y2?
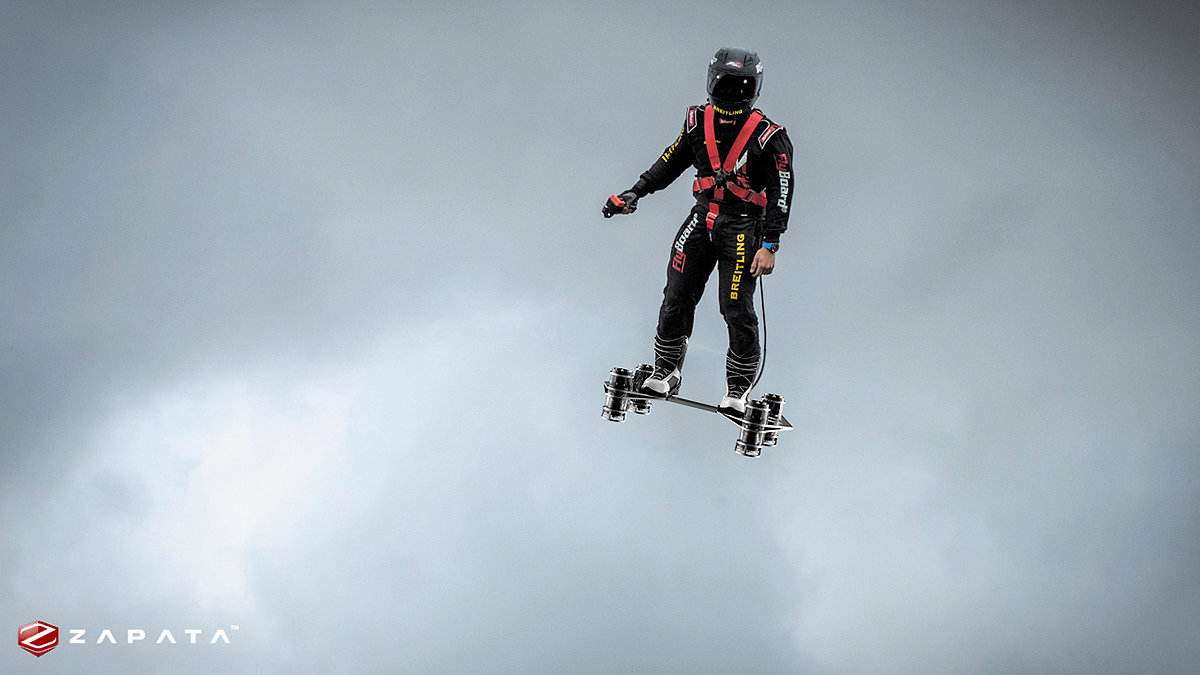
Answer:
704;105;764;174
692;176;767;206
725;181;768;207
699;105;766;228
706;201;720;229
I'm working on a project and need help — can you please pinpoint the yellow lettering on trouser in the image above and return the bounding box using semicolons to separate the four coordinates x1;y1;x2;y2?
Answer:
731;234;745;299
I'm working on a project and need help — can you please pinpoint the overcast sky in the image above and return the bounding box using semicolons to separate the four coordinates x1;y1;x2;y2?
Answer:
3;1;1198;672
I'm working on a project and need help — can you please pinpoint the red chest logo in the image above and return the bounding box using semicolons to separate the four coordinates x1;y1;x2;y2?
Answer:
758;124;781;148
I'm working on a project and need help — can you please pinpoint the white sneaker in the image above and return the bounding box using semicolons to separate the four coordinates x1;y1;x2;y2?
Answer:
718;386;750;415
640;368;682;397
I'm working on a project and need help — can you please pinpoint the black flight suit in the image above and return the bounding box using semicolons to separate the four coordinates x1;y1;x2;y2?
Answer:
629;104;795;392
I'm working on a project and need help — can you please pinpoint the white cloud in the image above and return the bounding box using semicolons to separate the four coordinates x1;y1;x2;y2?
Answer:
73;371;356;609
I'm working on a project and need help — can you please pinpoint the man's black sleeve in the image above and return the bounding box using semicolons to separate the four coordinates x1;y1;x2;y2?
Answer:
761;128;795;243
629;114;693;197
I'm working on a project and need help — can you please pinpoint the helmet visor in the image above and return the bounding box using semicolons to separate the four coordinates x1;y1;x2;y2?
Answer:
710;74;757;104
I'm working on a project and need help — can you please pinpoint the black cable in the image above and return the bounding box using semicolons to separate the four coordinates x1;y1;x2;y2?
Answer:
751;275;767;391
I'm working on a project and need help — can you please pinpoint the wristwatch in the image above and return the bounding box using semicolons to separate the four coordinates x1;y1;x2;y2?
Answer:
762;241;780;253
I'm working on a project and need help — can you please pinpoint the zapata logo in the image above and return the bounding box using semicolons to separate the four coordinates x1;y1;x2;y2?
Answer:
18;621;59;657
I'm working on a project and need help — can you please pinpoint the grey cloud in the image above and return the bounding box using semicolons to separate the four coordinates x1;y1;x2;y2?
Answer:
4;1;1199;673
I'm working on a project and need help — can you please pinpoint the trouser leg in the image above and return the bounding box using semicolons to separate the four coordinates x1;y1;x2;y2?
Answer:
653;209;717;373
715;217;761;397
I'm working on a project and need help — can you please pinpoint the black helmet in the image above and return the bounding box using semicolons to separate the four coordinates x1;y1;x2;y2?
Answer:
707;47;763;114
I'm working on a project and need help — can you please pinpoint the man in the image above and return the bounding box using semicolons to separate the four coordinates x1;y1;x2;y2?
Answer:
603;47;795;414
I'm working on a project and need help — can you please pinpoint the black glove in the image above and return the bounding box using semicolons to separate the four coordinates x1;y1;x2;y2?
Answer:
603;191;639;218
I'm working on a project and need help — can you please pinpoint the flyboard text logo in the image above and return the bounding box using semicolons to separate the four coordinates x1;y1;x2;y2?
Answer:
17;619;236;658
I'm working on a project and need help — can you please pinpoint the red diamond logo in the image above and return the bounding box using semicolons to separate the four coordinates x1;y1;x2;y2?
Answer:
18;621;58;657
